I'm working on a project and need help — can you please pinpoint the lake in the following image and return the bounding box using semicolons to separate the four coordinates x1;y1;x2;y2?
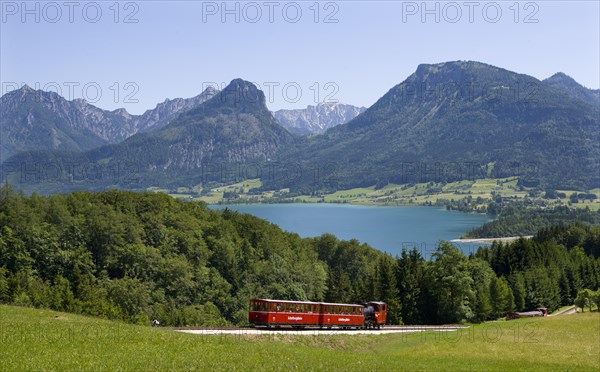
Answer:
210;204;492;258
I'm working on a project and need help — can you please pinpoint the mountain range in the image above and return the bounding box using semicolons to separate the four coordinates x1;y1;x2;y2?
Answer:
1;61;599;193
273;103;366;136
270;62;599;192
0;85;364;161
0;85;218;161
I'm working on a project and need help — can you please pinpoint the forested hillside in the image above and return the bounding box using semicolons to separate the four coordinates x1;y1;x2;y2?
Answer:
466;205;600;238
0;188;598;326
271;61;600;192
0;186;387;325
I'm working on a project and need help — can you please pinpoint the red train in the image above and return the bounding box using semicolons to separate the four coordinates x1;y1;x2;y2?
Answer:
506;307;548;320
249;298;387;329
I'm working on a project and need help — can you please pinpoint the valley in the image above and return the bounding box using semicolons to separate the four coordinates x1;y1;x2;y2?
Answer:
164;176;600;212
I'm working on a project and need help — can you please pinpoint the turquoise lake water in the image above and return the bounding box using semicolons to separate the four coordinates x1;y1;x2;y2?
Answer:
210;204;492;258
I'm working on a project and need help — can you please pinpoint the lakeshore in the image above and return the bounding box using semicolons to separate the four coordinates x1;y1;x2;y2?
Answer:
450;236;534;244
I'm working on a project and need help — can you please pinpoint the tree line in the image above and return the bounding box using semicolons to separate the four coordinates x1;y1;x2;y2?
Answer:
0;186;598;325
465;203;600;238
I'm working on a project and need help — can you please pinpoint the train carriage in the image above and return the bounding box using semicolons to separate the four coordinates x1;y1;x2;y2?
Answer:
249;299;321;327
319;302;364;329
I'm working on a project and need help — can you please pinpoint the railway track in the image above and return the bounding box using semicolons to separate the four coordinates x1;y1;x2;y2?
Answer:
173;325;469;336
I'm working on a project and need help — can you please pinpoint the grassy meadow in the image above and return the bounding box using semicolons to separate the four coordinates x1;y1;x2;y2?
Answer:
1;305;598;371
157;177;600;211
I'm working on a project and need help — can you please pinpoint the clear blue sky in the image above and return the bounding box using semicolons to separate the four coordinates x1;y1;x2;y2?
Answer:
1;1;598;114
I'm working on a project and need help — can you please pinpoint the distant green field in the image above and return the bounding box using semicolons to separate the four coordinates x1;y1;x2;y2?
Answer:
1;305;598;371
153;176;600;212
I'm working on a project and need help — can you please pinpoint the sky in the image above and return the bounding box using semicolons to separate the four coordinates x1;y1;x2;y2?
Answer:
1;0;599;114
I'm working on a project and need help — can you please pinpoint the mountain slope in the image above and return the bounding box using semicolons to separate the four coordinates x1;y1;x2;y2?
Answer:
0;86;217;161
270;61;599;191
0;86;112;161
2;80;295;191
543;72;599;107
133;87;218;134
274;103;366;135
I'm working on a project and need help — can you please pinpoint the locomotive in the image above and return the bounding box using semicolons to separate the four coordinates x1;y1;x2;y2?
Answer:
249;298;387;329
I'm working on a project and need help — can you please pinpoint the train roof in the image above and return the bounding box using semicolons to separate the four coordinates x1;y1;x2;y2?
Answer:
250;298;363;307
319;302;364;307
368;301;387;305
250;298;321;305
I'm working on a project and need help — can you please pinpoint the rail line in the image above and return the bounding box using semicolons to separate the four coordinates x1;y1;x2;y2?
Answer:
173;325;470;336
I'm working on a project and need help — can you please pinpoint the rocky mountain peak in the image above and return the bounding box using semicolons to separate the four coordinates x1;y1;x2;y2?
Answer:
273;102;366;136
213;79;266;109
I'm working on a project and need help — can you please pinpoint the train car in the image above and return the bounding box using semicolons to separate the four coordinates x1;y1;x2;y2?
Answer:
319;302;364;329
249;299;321;327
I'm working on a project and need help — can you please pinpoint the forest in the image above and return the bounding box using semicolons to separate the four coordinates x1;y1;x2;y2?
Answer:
0;186;599;326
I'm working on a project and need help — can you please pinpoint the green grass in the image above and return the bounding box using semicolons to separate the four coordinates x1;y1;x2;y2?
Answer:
1;305;598;371
160;175;600;212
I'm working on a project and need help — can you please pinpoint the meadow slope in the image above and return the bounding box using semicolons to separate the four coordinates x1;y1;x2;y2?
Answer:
1;305;598;371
